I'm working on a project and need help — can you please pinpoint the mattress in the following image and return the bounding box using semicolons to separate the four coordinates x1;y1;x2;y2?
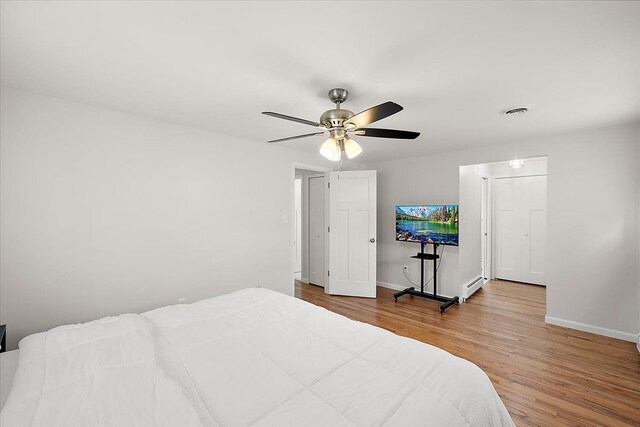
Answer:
1;287;514;426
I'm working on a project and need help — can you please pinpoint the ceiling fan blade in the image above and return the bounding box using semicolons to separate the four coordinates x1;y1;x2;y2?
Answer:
267;132;326;143
355;128;420;139
262;112;321;127
345;101;403;128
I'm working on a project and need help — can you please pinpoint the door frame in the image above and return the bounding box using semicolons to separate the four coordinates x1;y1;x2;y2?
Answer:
481;176;492;281
291;163;332;296
294;177;302;276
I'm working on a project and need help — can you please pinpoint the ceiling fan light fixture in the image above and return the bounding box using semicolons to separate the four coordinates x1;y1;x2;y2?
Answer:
343;137;363;159
320;137;341;161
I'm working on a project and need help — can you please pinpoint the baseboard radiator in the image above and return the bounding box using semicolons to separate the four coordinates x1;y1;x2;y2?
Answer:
465;276;484;300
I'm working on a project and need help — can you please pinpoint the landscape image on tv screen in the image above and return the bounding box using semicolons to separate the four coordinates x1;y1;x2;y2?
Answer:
396;205;459;246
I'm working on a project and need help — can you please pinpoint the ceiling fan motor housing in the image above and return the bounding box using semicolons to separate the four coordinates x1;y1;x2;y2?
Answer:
320;109;354;133
322;88;354;138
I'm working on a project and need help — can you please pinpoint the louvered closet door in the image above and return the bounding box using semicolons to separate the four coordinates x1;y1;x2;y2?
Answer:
494;175;547;285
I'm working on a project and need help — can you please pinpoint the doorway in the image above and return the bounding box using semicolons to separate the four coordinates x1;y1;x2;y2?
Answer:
292;166;378;299
459;156;547;301
292;164;331;293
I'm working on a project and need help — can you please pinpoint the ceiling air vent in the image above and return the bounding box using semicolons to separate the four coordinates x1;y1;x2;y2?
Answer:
504;107;528;115
499;105;534;116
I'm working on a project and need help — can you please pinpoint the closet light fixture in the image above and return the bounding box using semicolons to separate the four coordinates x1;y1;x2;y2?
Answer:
509;159;524;168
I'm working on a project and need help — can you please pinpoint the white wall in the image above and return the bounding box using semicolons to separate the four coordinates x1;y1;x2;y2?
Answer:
0;87;347;350
367;123;640;341
374;160;462;296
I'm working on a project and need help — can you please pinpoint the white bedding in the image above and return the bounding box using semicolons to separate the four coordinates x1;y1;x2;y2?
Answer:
1;288;514;426
1;350;20;410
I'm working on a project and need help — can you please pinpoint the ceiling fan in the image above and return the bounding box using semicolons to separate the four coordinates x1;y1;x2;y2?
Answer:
262;88;420;161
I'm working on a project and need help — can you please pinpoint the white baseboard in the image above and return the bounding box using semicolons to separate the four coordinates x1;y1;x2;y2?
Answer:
545;316;637;343
376;281;458;301
376;281;405;292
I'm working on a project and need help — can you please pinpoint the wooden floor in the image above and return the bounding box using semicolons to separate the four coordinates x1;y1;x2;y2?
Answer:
295;280;640;427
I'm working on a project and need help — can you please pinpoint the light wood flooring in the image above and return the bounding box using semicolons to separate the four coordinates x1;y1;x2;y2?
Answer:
295;280;640;427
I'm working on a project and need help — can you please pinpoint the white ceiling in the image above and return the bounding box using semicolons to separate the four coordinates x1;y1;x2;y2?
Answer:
2;1;639;162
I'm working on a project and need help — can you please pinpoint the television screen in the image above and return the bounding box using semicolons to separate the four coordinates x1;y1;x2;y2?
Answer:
396;205;459;246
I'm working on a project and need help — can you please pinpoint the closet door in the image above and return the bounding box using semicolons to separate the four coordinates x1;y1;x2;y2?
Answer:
494;179;520;281
521;176;547;285
494;176;547;285
308;176;325;287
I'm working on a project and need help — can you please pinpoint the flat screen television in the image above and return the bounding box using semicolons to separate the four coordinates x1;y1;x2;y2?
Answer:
396;205;459;246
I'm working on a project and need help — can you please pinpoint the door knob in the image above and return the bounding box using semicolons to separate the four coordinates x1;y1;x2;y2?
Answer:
370;238;376;243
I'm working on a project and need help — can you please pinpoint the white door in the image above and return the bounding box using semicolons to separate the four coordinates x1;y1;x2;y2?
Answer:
494;175;547;285
521;176;547;284
327;170;377;298
308;176;325;287
495;179;519;280
294;178;302;274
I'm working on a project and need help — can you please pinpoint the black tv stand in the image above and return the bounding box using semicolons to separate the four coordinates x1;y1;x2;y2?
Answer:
393;242;459;314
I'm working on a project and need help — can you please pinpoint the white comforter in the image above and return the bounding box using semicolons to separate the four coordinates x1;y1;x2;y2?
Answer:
1;288;514;426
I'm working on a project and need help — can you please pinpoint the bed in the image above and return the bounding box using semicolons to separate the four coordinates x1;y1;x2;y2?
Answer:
0;287;514;426
0;349;19;410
